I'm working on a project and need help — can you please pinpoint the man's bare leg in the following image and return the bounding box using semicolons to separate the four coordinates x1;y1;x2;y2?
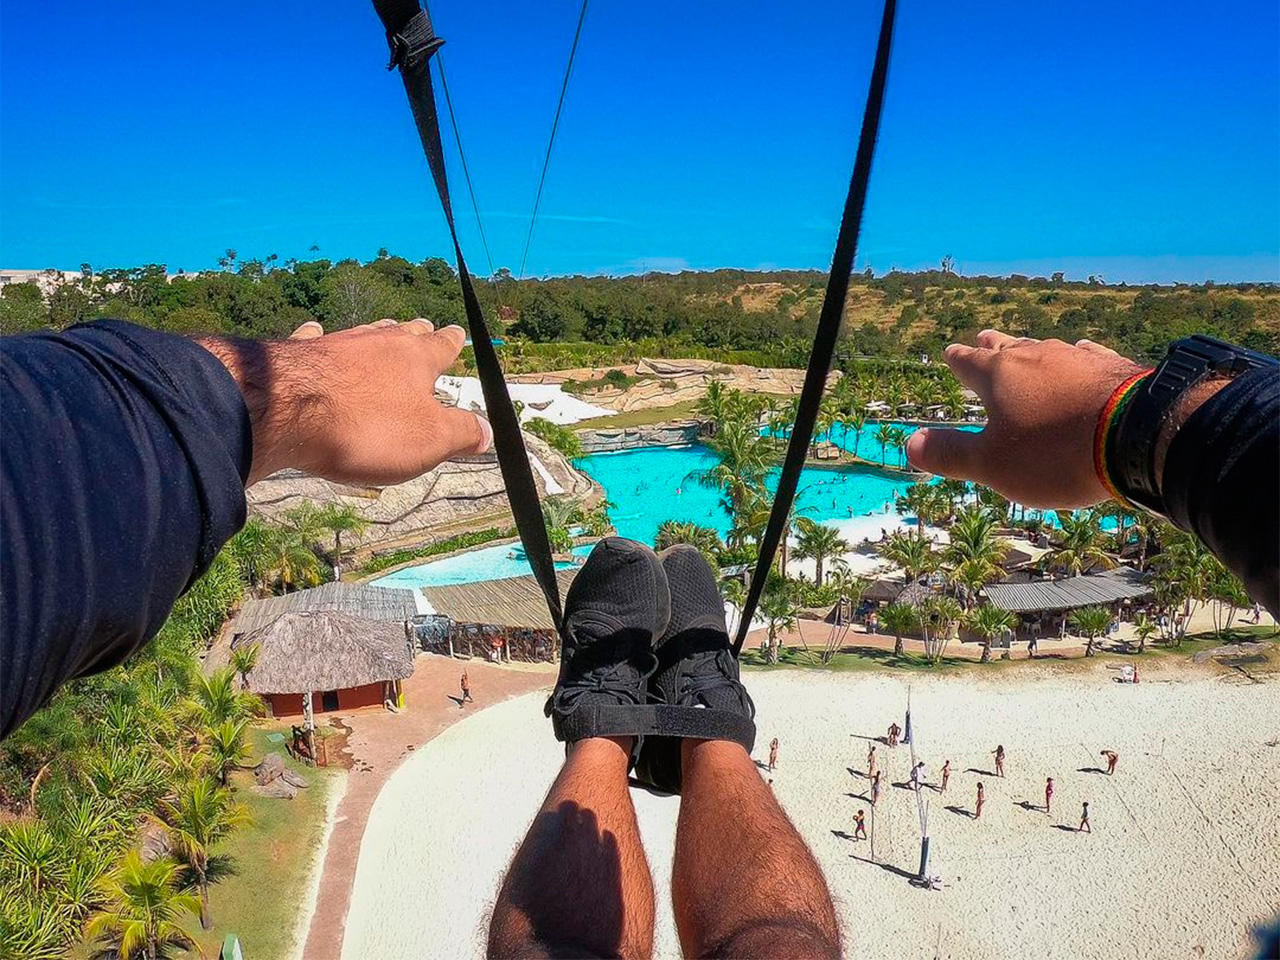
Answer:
488;736;655;959
671;739;839;959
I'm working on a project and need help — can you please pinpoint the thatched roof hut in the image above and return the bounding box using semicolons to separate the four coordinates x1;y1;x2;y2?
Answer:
423;570;578;631
230;582;419;638
233;611;414;718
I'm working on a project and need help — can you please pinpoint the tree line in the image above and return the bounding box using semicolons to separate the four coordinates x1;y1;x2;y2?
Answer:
3;253;1275;367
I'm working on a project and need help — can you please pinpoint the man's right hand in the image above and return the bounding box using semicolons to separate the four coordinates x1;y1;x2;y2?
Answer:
904;331;1146;509
199;318;493;486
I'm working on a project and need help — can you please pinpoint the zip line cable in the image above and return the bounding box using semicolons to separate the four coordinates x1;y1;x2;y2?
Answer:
517;0;590;280
436;55;498;282
421;1;498;284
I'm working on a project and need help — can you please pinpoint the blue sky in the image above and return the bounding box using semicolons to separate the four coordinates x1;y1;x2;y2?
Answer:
2;0;1277;283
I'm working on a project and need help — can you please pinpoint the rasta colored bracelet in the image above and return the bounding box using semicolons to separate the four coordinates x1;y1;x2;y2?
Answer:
1093;371;1153;506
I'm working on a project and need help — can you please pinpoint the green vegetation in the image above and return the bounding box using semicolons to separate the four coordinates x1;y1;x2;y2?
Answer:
524;417;584;459
4;257;1274;370
573;398;701;431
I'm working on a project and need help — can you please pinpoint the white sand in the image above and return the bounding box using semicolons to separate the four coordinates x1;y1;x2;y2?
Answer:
439;376;615;425
341;666;1279;960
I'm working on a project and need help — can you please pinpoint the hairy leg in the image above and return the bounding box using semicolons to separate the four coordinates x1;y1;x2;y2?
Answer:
488;737;655;959
672;740;839;959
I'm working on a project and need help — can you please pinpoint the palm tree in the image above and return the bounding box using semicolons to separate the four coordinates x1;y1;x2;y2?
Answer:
695;380;730;434
896;482;947;539
1151;529;1216;644
879;602;918;657
190;669;259;727
844;408;867;461
1069;606;1113;657
85;852;200;960
204;719;253;786
885;426;908;468
966;604;1017;663
225;517;276;594
759;582;797;664
154;778;250;929
262;523;323;592
1044;512;1116;577
874;423;895;466
877;532;938;584
944;506;1009;606
1132;614;1157;654
654;521;721;555
542;496;583;555
316;503;370;574
0;821;63;895
692;417;770;520
720;578;747;636
919;596;963;663
792;519;849;587
229;643;259;691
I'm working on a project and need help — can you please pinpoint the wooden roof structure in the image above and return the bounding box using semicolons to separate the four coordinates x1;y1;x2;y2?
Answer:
231;582;419;637
982;568;1151;613
423;569;578;630
233;611;413;695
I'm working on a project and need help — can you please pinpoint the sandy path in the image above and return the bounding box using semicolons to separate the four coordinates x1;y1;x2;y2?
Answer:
341;663;1278;960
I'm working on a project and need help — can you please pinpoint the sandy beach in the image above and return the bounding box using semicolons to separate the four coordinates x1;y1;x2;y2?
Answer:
341;661;1279;960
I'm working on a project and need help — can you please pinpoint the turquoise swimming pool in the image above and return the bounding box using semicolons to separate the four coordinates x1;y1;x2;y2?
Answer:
574;443;917;546
371;541;593;590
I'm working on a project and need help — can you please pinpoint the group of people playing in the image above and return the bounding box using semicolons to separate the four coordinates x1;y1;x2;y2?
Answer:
850;728;1117;839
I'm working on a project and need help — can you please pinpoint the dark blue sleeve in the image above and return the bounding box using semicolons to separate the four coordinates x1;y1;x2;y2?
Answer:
1;320;252;738
1162;366;1279;618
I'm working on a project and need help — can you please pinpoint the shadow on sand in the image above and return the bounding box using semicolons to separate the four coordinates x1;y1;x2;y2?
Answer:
965;767;996;777
849;853;917;880
944;804;973;819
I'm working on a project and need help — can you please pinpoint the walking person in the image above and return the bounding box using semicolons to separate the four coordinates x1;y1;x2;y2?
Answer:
459;669;473;707
871;771;883;807
909;760;926;792
853;809;867;841
993;744;1006;777
1079;801;1092;833
768;737;779;772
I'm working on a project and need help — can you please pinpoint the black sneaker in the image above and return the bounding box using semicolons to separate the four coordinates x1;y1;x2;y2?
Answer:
545;537;671;763
633;545;756;793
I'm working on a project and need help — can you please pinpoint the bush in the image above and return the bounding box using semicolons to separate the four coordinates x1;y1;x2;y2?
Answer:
524;418;584;459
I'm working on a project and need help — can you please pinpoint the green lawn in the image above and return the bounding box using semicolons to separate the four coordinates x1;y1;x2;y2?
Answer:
573;399;703;431
741;644;1012;674
188;727;342;960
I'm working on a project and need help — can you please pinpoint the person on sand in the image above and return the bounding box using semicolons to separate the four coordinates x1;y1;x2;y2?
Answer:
975;781;986;819
888;722;901;747
994;745;1006;777
1027;634;1038;659
768;737;779;772
867;744;878;779
1079;801;1092;833
459;669;473;707
489;542;842;958
853;809;867;841
871;771;883;807
1132;664;1140;684
939;759;951;793
1102;750;1119;775
910;760;926;792
1045;777;1055;814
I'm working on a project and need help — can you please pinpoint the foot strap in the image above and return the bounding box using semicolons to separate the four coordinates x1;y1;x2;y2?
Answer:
552;703;755;754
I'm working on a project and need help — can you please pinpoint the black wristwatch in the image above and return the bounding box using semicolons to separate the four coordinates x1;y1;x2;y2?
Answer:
1108;334;1278;517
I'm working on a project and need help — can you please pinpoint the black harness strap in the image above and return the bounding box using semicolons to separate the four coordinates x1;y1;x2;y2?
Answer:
373;0;564;630
732;0;898;655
